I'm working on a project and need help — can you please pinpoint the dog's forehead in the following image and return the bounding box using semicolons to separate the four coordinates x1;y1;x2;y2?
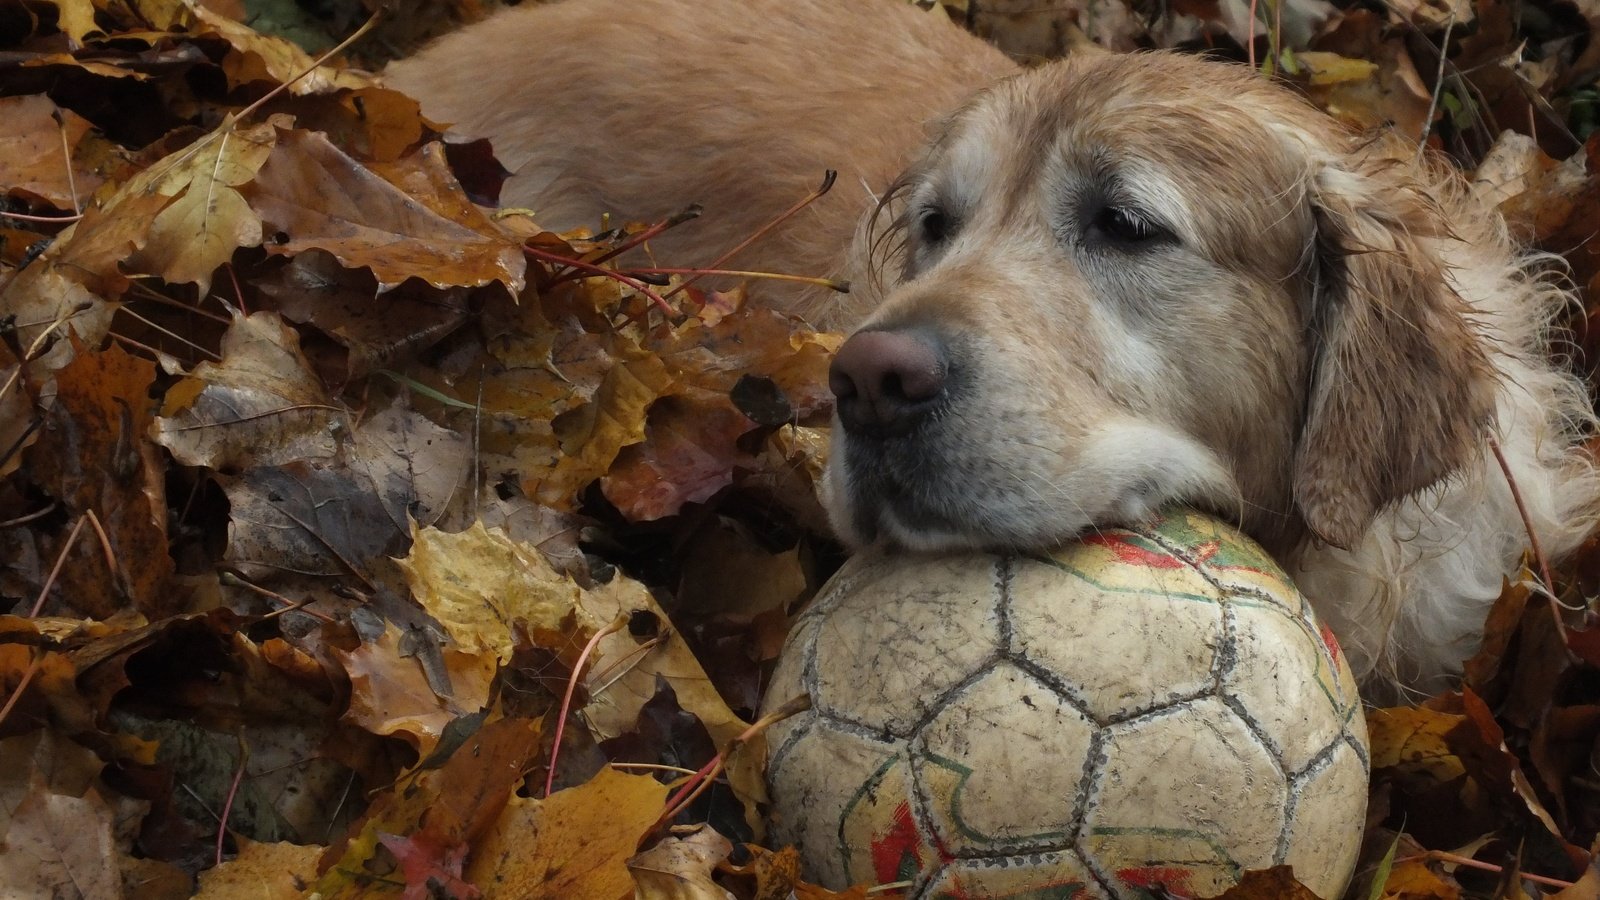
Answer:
935;54;1318;199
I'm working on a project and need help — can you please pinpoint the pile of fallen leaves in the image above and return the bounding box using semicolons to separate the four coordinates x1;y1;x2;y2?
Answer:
5;0;1600;897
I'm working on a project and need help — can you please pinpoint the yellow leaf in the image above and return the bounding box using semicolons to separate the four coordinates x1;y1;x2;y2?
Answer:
400;520;599;664
193;838;321;900
1294;51;1379;86
467;767;668;899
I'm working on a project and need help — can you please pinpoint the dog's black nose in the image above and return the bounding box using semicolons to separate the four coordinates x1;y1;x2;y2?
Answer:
830;329;947;436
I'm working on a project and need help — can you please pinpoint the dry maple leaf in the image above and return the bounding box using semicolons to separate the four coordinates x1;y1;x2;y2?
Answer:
245;129;526;293
119;116;280;295
23;340;174;618
467;767;669;899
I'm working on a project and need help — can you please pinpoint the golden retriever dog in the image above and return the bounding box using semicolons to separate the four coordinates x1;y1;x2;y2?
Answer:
387;0;1600;693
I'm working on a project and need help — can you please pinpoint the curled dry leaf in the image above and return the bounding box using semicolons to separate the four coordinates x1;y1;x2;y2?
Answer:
245;128;526;293
190;5;376;94
466;767;669;899
153;311;347;470
629;825;737;900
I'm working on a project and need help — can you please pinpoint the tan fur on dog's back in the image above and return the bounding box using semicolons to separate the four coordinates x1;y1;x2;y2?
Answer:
386;0;1017;322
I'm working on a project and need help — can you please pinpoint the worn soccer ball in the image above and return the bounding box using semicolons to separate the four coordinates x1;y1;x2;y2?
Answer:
762;509;1368;899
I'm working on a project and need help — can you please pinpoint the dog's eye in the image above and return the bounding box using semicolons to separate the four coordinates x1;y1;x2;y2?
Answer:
1089;206;1169;248
918;208;953;244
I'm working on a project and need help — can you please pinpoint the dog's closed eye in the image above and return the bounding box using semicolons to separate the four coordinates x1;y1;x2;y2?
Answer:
1084;204;1173;250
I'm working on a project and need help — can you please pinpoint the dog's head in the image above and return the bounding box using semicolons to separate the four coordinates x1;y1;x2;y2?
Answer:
823;52;1497;554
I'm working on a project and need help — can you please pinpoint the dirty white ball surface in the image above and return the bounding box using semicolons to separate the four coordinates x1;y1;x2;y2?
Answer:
762;509;1368;899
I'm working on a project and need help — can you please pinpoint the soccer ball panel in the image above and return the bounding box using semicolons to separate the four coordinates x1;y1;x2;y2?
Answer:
1282;737;1369;898
911;662;1096;856
811;552;1004;736
767;721;924;888
1009;553;1224;723
1225;602;1350;773
1082;697;1286;895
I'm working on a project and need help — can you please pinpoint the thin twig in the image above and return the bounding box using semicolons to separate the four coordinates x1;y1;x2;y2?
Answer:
1397;851;1573;890
628;267;848;293
0;210;84;224
215;736;249;866
1488;435;1572;638
523;245;673;316
545;614;629;798
664;170;837;300
553;205;703;278
654;694;811;827
81;509;117;586
1418;14;1456;159
56;111;80;215
221;571;338;624
30;516;87;616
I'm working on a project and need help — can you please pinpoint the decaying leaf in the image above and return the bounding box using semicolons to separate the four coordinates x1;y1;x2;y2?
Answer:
154;311;348;470
629;825;737;900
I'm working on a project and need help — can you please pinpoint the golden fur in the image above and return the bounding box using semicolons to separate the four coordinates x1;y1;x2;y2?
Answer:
388;0;1600;693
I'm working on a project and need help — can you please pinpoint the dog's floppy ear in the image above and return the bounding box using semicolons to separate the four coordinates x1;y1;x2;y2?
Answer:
1293;148;1498;549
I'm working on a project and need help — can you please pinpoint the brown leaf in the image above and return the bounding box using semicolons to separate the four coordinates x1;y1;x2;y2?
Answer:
153;311;347;470
0;781;121;899
245;129;525;292
0;95;104;209
313;716;542;898
628;825;735;900
23;340;175;618
601;395;755;521
333;621;495;755
253;250;471;381
466;767;669;899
